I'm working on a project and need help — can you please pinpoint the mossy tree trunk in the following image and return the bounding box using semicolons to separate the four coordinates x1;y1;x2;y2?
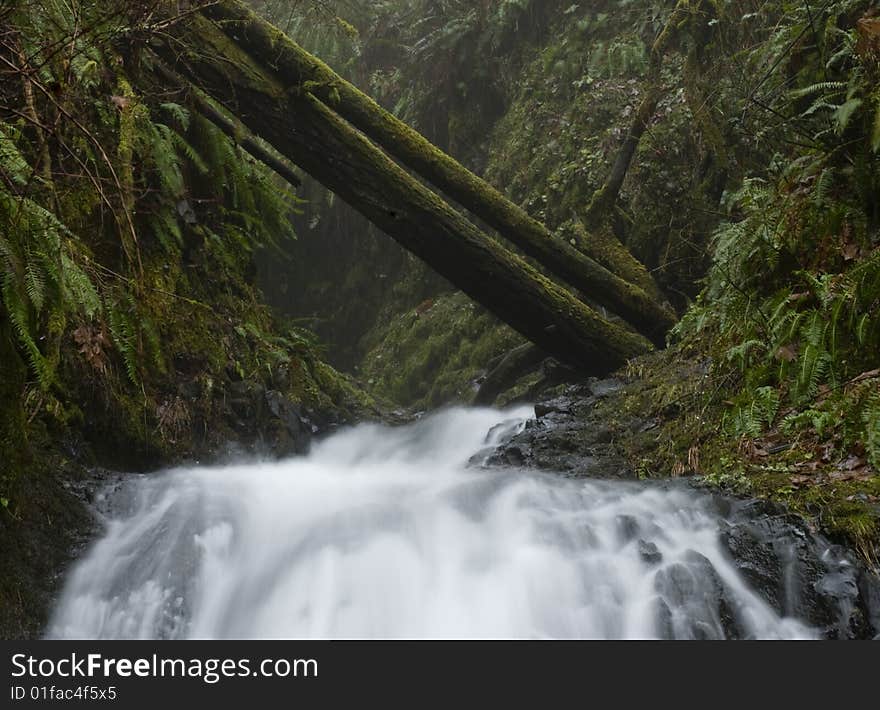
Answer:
149;14;653;372
154;61;302;188
474;343;547;406
580;0;707;302
190;0;675;344
584;0;703;227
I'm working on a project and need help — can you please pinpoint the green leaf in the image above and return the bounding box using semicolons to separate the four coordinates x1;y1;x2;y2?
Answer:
872;101;880;153
833;98;862;135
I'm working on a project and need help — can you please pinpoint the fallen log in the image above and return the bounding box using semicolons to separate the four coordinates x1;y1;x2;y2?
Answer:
195;0;675;344
149;15;652;372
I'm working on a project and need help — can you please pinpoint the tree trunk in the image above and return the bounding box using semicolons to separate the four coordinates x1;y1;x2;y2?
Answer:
149;15;652;372
193;0;674;343
584;0;701;227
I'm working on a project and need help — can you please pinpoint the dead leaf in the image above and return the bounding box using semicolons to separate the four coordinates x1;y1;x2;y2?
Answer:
829;469;873;482
775;344;798;362
110;95;131;110
841;455;867;471
857;15;880;60
72;324;109;374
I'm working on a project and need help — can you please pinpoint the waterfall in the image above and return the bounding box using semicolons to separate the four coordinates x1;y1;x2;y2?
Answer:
47;407;817;640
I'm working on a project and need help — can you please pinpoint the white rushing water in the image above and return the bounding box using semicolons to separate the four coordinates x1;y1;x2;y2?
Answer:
47;407;816;640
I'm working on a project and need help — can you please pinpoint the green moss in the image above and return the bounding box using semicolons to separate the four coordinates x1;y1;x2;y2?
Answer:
359;293;524;408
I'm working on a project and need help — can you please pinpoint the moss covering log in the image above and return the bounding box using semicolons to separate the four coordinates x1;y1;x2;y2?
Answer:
191;0;674;344
150;15;652;372
474;343;547;406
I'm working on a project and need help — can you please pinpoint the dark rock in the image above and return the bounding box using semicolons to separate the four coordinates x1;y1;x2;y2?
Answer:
486;445;525;467
264;390;311;457
719;499;872;639
638;540;663;565
654;551;743;640
178;379;201;401
652;597;675;639
489;398;636;481
535;402;564;418
589;378;624;398
616;515;640;543
857;570;880;639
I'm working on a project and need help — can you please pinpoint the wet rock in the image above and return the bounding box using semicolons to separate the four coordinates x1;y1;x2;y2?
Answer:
485;445;526;467
589;378;624;398
719;499;874;639
264;390;312;457
616;515;640;543
652;598;675;640
535;400;572;418
488;381;880;639
638;540;663;565
490;400;636;480
654;551;743;640
857;571;880;639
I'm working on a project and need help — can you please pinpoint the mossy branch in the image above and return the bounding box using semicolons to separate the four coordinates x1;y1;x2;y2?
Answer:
153;59;301;188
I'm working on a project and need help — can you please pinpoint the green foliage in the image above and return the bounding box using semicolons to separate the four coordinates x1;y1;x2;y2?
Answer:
0;124;100;389
674;1;880;463
0;0;309;408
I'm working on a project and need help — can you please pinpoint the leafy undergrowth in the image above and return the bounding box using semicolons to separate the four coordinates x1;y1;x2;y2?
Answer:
594;2;880;567
599;344;879;569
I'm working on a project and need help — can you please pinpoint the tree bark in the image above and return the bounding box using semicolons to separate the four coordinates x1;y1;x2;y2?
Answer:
193;0;674;343
150;14;652;372
584;0;701;227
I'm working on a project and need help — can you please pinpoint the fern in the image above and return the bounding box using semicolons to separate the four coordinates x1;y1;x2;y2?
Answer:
159;102;191;131
104;292;140;385
863;393;880;469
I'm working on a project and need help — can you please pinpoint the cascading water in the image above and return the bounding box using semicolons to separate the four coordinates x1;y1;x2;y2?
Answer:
47;406;823;640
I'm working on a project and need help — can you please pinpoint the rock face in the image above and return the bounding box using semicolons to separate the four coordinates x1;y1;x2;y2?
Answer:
488;379;634;478
222;380;327;458
719;499;879;640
